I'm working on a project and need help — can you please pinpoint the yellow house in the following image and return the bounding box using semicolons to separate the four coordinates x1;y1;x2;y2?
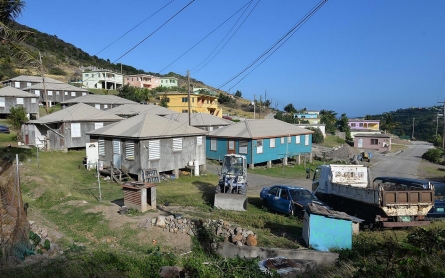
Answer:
158;92;223;118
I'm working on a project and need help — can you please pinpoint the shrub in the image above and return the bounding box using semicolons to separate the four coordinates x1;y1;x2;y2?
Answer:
422;148;442;164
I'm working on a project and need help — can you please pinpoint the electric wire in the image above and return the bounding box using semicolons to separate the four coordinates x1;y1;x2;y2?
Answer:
217;0;328;89
192;0;260;75
158;0;254;74
190;0;256;72
113;0;195;63
94;0;175;56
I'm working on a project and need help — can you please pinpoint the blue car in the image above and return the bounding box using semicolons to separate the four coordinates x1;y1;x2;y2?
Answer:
427;181;445;219
260;185;330;217
0;124;10;134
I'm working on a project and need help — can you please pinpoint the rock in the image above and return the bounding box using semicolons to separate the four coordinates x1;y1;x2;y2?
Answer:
41;230;48;239
151;218;157;225
246;230;254;235
29;221;35;226
50;243;60;251
178;219;183;224
231;234;243;243
159;266;184;278
236;241;243;247
223;221;230;227
145;218;151;229
156;216;166;228
106;238;112;243
187;229;194;236
246;234;257;246
216;227;222;236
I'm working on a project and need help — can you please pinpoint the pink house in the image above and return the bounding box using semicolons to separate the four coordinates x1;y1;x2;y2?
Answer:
124;74;161;89
353;133;391;151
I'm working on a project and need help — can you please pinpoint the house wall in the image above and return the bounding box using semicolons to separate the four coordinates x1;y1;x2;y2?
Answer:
354;136;391;151
0;96;39;115
64;103;123;111
27;88;89;104
2;80;37;89
90;135;206;177
348;120;380;130
22;124;45;147
206;135;312;165
124;75;161;89
159;77;178;88
167;94;222;117
82;72;123;89
307;214;352;251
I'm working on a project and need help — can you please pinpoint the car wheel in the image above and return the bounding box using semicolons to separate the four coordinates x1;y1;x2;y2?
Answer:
262;199;269;211
215;185;221;194
289;206;295;217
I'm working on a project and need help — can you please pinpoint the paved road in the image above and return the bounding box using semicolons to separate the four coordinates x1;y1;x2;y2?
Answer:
206;141;433;197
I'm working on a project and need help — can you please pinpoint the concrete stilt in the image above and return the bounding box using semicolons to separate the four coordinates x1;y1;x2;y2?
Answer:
297;154;301;165
283;157;288;166
173;168;179;179
267;160;272;168
309;153;313;163
249;164;254;169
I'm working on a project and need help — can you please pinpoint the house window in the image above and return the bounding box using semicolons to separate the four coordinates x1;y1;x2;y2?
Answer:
85;74;89;77
48;91;53;96
280;137;284;144
295;135;300;144
305;135;309;146
209;126;213;131
371;139;378;145
256;139;263;154
182;110;188;113
197;136;203;146
82;92;87;96
94;122;103;130
65;92;68;96
359;123;364;127
98;139;105;156
71;92;76;97
270;138;276;148
31;98;36;104
71;123;81;137
148;140;160;160
239;141;248;154
182;97;188;102
104;104;108;109
125;141;135;160
351;123;356;127
56;91;60;95
95;104;101;109
228;140;235;150
210;138;217;151
16;98;24;105
27;82;31;87
34;90;40;96
14;82;20;88
0;97;5;107
173;138;182;151
287;136;291;143
192;97;194;103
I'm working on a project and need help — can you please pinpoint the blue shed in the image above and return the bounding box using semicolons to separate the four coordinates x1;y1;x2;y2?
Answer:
302;203;363;251
206;119;313;169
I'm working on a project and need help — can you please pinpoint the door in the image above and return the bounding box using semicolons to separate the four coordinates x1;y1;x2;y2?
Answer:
358;138;363;148
227;140;235;154
113;139;121;168
275;188;291;213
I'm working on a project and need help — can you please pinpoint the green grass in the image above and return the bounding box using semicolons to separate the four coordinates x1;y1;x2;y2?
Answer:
88;88;119;95
248;160;322;179
318;135;346;148
391;143;409;153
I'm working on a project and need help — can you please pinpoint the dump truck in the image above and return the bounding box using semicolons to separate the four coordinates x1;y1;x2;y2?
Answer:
214;154;247;211
311;164;434;228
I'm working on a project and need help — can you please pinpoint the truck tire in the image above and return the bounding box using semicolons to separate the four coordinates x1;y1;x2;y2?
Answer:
215;185;221;194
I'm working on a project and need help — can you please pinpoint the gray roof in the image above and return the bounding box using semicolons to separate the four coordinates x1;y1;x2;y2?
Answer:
105;104;175;116
163;113;232;126
28;103;123;124
0;86;38;98
354;133;389;138
208;119;313;139
60;94;137;105
307;203;363;223
24;82;90;92
3;75;65;84
87;113;207;139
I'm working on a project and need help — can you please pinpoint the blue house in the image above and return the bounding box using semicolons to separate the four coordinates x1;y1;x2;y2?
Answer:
302;203;363;251
206;119;313;169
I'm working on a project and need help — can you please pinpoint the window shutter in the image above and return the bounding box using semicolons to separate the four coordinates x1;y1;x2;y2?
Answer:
197;136;203;146
210;138;217;151
173;138;182;151
270;138;275;148
71;123;81;137
16;98;24;105
295;135;300;144
0;97;5;107
98;139;105;156
125;141;135;160
149;140;160;160
94;123;103;130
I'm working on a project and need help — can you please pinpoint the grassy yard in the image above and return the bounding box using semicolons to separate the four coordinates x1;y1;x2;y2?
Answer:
318;135;346;148
248;160;323;179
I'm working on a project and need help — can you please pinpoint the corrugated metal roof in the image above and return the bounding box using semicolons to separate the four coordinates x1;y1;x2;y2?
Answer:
354;133;389;138
105;104;175;116
208;119;313;139
60;94;137;105
28;103;123;124
0;87;38;97
4;75;65;84
307;203;363;223
87;113;207;139
163;113;232;126
24;82;90;92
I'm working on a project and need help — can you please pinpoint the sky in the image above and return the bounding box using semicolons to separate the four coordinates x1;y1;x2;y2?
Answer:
16;0;445;117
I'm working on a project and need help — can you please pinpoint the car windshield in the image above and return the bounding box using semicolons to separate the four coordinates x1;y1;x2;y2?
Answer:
435;186;445;197
289;189;317;202
221;156;244;176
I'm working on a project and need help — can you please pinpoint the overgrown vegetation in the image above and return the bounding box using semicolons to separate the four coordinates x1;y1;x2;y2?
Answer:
422;148;443;164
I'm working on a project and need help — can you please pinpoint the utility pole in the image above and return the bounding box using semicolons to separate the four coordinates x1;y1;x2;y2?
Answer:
411;118;415;140
253;94;256;119
439;101;445;148
187;70;191;126
259;95;262;119
39;52;49;113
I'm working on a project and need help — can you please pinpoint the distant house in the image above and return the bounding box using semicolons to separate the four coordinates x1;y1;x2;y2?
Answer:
61;94;138;110
23;82;90;106
87;113;207;180
82;70;123;90
294;110;320;124
353;133;391;151
348;119;381;138
159;77;178;88
159;92;222;117
295;124;326;138
1;75;64;90
105;104;175;117
162;113;232;131
124;74;160;89
0;87;39;119
22;103;123;149
206;119;314;169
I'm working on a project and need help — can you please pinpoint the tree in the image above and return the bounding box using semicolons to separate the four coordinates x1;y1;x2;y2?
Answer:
320;110;337;134
284;103;297;113
307;127;324;143
263;99;271;108
159;93;169;108
234;90;242;98
8;105;27;140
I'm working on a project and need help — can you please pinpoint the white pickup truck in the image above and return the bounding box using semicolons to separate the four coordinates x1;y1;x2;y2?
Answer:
311;165;434;228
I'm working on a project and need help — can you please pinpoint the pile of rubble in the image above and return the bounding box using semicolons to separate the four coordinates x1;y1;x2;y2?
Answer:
324;144;360;162
142;216;257;247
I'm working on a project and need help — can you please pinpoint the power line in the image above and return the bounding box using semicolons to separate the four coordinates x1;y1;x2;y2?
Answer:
113;0;195;63
217;0;328;89
158;0;254;74
94;0;175;56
